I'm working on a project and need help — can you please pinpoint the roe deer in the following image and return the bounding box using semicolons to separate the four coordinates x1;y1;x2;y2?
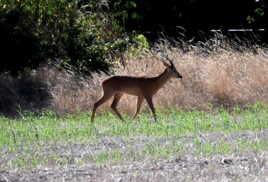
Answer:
91;58;182;122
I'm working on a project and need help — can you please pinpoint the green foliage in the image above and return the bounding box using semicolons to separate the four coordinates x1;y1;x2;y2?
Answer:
0;0;141;76
128;34;149;56
246;1;265;26
247;7;265;25
109;0;141;27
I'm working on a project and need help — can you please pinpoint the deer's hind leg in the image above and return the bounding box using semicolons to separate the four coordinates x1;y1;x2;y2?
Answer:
111;93;124;121
91;90;114;122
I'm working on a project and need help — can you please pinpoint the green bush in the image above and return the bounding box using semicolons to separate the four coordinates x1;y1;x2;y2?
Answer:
0;0;137;76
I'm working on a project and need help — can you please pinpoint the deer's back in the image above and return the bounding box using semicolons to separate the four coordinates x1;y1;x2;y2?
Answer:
102;76;154;95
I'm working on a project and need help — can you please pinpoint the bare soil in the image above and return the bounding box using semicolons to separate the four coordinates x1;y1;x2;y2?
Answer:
1;130;267;182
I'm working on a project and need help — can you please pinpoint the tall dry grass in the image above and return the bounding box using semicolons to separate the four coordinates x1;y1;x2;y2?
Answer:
1;38;268;117
45;39;268;116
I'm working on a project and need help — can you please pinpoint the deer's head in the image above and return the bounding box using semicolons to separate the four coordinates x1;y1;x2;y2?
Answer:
162;58;183;79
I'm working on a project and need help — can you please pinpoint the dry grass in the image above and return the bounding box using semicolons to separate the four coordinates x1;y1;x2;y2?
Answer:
45;41;268;116
1;38;268;117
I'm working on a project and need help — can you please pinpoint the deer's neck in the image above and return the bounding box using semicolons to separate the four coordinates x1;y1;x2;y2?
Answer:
153;68;172;91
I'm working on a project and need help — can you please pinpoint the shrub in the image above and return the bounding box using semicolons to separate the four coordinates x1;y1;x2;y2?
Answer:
0;0;137;76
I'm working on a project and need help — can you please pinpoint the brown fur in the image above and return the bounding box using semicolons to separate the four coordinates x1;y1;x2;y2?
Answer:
91;61;182;122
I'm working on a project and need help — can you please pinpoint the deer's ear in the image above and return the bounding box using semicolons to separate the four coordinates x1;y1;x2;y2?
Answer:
162;61;171;67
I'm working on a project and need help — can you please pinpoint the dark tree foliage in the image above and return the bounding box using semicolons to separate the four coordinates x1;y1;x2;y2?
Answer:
0;0;130;76
0;0;267;76
110;0;267;42
0;9;43;76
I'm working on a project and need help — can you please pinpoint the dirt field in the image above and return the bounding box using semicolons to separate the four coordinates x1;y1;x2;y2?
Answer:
1;130;267;182
1;43;268;181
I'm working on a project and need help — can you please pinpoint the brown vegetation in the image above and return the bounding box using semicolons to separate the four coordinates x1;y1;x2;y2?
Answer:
1;41;268;117
47;44;268;116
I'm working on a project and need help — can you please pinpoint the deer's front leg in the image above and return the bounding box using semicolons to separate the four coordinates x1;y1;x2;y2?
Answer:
145;96;157;122
133;95;144;119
